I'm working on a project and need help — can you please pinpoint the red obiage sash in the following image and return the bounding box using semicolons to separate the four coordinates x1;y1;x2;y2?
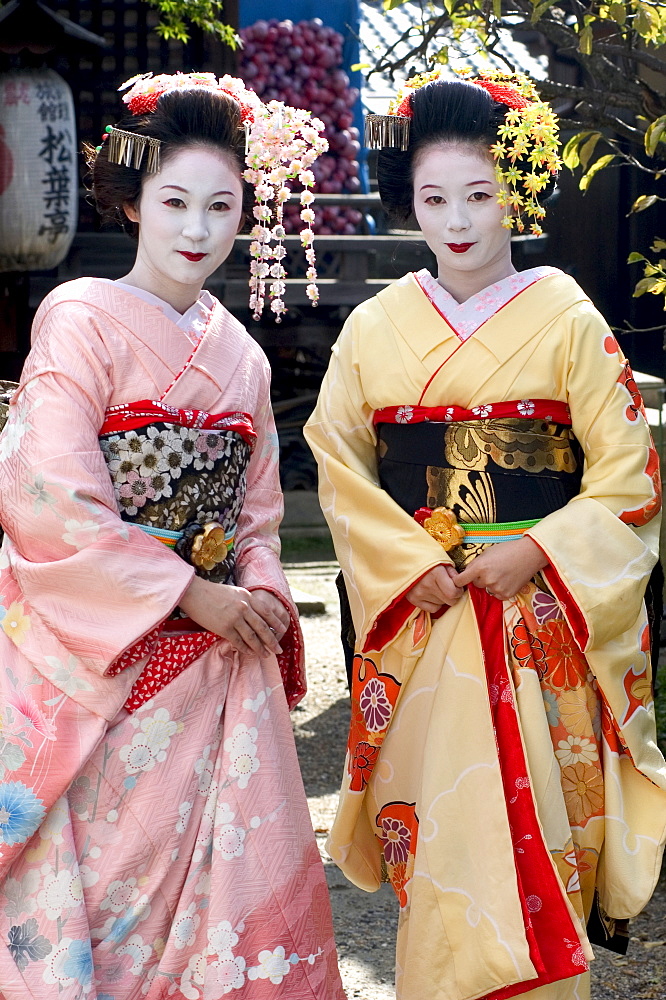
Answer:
374;398;572;427
100;399;257;445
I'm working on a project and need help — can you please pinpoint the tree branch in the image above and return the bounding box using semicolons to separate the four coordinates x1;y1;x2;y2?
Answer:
594;43;666;76
371;13;449;77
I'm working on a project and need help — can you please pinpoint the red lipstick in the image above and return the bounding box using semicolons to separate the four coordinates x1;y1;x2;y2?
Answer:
446;243;476;254
178;251;207;261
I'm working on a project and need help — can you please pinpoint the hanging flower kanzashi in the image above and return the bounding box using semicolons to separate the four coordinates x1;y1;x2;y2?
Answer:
98;72;329;321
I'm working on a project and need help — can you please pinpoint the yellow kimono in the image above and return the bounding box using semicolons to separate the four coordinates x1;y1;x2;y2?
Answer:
304;269;666;1000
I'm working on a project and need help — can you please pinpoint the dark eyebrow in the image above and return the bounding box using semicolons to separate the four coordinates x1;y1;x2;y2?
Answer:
159;185;236;197
419;179;493;192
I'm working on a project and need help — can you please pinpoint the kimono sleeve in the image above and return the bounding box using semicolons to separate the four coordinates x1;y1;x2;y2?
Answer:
234;355;285;582
0;299;194;683
233;354;306;708
304;312;451;651
525;300;661;652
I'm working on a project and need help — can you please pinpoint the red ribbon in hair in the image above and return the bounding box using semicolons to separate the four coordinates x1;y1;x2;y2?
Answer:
394;92;414;118
127;86;256;122
127;91;161;115
473;79;530;110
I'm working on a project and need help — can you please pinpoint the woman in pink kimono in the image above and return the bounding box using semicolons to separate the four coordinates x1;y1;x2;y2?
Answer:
0;74;343;999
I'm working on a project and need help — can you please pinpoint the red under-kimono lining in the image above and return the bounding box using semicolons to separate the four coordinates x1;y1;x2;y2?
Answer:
374;399;572;427
538;553;590;652
100;398;257;448
361;571;448;654
108;604;305;713
469;585;589;998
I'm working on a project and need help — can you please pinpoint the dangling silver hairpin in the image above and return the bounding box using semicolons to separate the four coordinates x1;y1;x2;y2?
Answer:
364;115;411;151
107;127;162;173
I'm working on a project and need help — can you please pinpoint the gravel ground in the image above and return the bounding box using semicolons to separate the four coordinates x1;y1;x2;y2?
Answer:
283;560;666;1000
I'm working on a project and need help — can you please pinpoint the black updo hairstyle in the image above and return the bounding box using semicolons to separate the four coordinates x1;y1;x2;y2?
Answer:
86;87;254;239
377;79;556;226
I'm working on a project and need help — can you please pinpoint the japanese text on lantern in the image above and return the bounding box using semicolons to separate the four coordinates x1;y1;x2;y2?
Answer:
38;115;73;244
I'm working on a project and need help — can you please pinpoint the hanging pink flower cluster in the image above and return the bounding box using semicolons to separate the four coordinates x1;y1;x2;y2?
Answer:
117;73;328;320
245;104;328;321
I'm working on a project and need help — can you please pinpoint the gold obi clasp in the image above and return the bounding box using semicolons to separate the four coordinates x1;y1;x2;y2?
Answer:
190;522;234;572
419;507;465;552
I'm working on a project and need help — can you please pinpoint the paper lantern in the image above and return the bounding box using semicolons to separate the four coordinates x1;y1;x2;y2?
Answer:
0;68;78;272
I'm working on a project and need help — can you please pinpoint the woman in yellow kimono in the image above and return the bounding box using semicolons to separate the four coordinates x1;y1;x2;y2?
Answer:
304;72;666;1000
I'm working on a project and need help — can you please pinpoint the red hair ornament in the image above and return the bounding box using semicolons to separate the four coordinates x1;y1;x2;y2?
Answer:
473;79;530;111
126;91;160;115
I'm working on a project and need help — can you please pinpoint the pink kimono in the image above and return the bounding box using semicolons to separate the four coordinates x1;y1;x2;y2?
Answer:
0;279;343;1000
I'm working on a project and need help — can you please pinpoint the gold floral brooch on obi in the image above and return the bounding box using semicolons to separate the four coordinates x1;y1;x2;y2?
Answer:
190;522;232;571
414;507;465;551
177;521;234;572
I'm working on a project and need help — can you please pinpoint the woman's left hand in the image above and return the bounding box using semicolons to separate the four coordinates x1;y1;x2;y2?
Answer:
455;536;549;601
248;589;291;642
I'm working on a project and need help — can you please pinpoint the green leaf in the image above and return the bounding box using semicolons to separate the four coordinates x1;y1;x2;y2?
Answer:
651;238;666;252
493;0;502;17
609;2;626;24
531;0;557;22
627;252;647;264
580;154;615;191
144;0;238;45
633;276;659;297
579;25;593;55
645;116;666;157
0;739;26;773
383;0;406;9
630;194;658;214
562;131;596;170
579;132;602;169
634;2;655;35
350;63;372;72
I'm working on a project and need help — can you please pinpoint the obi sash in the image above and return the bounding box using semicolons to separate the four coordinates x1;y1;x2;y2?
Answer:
374;399;583;567
100;400;256;710
99;399;256;587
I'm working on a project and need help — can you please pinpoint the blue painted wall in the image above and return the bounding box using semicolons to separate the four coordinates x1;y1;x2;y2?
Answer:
239;1;368;192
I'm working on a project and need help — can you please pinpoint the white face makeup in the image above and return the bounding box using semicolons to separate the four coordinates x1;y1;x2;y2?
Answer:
123;145;244;313
412;143;515;302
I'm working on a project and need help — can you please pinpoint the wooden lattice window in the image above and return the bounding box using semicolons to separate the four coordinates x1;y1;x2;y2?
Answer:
56;0;237;228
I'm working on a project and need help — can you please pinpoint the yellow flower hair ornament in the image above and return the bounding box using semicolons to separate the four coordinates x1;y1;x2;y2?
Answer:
365;68;562;237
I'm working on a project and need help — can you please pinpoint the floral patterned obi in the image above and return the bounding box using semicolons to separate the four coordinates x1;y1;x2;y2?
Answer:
374;398;583;568
99;400;256;586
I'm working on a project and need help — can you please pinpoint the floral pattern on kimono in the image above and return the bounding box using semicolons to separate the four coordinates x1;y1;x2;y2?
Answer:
305;268;665;1000
0;278;342;1000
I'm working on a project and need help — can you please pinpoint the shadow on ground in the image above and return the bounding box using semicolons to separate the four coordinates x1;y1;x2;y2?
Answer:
293;696;350;799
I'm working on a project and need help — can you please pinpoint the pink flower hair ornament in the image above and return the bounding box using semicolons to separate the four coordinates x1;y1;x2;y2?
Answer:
101;72;329;321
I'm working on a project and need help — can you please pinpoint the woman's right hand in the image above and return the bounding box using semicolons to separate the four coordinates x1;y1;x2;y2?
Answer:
406;563;463;613
179;575;284;658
